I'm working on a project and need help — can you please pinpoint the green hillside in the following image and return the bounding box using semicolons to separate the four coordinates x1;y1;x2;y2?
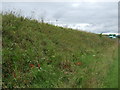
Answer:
2;13;118;88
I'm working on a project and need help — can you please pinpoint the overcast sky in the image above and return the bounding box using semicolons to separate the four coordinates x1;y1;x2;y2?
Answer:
2;2;118;33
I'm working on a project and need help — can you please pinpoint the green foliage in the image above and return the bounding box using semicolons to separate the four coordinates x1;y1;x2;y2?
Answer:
2;13;118;88
99;33;102;37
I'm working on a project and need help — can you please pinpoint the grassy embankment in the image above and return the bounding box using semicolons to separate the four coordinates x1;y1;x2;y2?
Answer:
2;13;118;88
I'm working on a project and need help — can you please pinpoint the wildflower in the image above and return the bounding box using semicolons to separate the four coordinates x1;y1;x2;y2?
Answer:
52;55;55;57
41;57;45;60
37;64;40;68
75;62;82;66
96;73;98;75
29;64;34;68
64;72;68;74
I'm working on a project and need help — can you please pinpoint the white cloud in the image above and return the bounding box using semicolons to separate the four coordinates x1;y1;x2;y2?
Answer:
2;2;118;33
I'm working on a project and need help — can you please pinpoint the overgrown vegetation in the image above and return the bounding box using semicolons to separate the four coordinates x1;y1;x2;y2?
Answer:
2;13;118;88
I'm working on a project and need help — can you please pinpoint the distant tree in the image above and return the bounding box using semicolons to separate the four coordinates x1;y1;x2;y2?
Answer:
99;33;102;37
113;34;116;36
109;34;112;36
117;35;120;38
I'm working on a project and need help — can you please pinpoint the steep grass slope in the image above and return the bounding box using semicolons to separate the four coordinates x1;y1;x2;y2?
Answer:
2;13;118;88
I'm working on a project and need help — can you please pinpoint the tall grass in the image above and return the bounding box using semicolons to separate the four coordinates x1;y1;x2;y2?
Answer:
2;12;118;88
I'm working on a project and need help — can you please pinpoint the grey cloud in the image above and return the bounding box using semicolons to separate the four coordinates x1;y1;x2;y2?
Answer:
2;2;118;33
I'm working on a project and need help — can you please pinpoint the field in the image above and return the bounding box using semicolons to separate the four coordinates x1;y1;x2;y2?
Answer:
2;13;118;88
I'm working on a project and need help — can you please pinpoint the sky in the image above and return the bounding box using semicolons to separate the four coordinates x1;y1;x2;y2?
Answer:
2;1;118;33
